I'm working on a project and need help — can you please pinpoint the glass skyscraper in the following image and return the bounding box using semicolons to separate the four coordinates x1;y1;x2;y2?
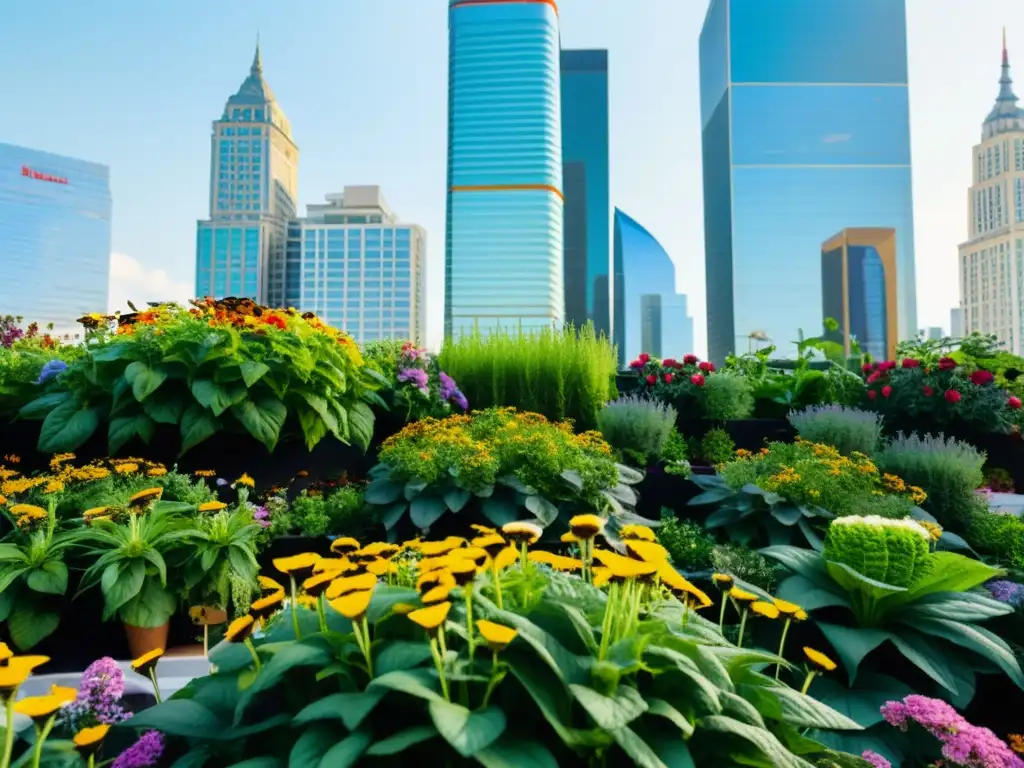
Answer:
445;0;564;338
700;0;917;362
283;186;427;345
196;43;298;304
613;208;694;362
560;49;611;336
0;143;111;335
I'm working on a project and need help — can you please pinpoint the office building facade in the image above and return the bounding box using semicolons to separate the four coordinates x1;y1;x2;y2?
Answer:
958;33;1024;353
283;187;426;345
613;208;693;362
700;0;917;362
196;43;299;304
0;143;111;336
560;49;611;336
445;0;564;338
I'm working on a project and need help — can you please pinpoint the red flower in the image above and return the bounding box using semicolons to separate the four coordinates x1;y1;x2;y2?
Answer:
262;314;287;330
663;373;674;384
901;358;920;369
683;354;698;365
690;373;705;387
1010;396;1022;410
882;385;893;398
944;389;962;404
638;353;651;364
970;370;994;386
628;359;645;370
861;363;875;373
867;371;883;384
938;357;957;371
867;390;877;400
662;358;677;369
922;385;934;397
645;374;657;386
699;361;715;373
880;360;897;371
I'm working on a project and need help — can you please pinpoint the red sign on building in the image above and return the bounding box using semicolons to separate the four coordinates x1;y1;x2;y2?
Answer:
21;165;68;185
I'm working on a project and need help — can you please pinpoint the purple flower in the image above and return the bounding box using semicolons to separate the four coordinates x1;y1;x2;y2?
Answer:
861;751;891;768
253;506;271;529
987;579;1024;607
112;730;164;768
451;390;469;411
60;657;129;729
216;478;229;487
36;359;67;385
439;371;457;401
398;367;429;392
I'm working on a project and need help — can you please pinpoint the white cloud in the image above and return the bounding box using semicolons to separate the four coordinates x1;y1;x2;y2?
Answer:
108;252;192;313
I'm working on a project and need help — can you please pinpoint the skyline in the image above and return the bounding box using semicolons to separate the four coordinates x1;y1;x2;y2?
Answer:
1;1;1023;354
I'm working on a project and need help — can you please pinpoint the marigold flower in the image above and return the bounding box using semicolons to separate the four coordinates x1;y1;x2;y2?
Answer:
224;615;256;643
416;569;456;595
568;514;604;540
803;646;837;672
451;546;489;569
501;520;543;544
592;567;612;588
82;506;110;519
477;620;518;652
314;558;354;575
129;487;163;506
408;601;451;631
471;524;497;535
9;503;46;518
331;589;373;620
235;473;256;488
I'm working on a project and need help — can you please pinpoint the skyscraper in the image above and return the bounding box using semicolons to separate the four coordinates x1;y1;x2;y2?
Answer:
958;32;1024;352
0;143;111;336
444;0;564;339
700;0;917;362
195;42;298;304
283;186;427;345
560;49;611;336
613;208;694;362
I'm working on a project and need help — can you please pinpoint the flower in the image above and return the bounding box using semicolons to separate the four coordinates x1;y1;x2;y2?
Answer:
803;646;836;672
501;520;543;544
638;353;650;364
1010;396;1023;410
529;551;583;571
129;487;163;506
900;358;920;369
624;539;669;563
452;390;469;411
273;552;321;578
250;591;285;619
773;598;802;617
860;750;892;768
987;579;1024;607
0;655;49;693
197;501;227;512
112;730;165;768
698;361;714;373
327;573;378;600
881;385;892;398
866;371;883;384
729;586;758;603
252;506;270;528
867;390;877;400
416;569;456;595
398;367;429;392
36;359;68;385
235;473;255;488
922;385;934;397
970;369;995;386
944;389;962;404
224;615;256;643
620;524;656;542
938;356;958;371
628;359;645;370
711;573;734;590
646;374;657;386
421;585;452;605
560;531;578;544
302;571;336;598
477;620;518;652
408;601;452;631
861;363;875;373
690;373;705;387
130;648;163;676
331;589;374;620
663;373;674;384
73;724;111;754
331;537;361;555
258;576;285;594
14;684;76;719
593;550;657;579
749;601;780;619
439;371;458;400
568;514;604;540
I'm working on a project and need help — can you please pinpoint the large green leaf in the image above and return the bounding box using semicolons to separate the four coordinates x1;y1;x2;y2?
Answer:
898;591;1012;624
825;561;906;606
125;361;168;402
775;575;850;612
108;413;156;454
119;577;176;628
889;630;960;693
180;404;219;454
374;641;433;676
292;689;386;731
759;545;828;579
807;674;913;728
609;725;674;768
142;389;186;425
481;497;519;527
369;669;447;704
410;496;447;530
569;684;648;730
428;700;506;758
122;699;227;739
7;604;60;650
882;552;1003;610
192;379;246;417
444;488;471;514
646;698;695;738
38;401;100;452
365;479;403;505
696;715;809;768
26;560;68;596
525;496;559;526
240;361;270;387
319;731;371;768
102;560;146;619
912;616;1024;689
771;686;861;730
298;406;330;452
235;640;334;722
365;726;438;757
18;391;72;421
348;401;375;451
232;396;288;451
299;392;341;439
817;623;891;685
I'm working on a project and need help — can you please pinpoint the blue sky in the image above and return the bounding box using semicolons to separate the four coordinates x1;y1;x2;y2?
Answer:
1;1;1022;353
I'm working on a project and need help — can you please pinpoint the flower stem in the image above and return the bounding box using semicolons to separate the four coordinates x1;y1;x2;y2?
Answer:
800;670;817;695
244;637;263;672
491;564;504;610
429;638;450;701
289;576;302;640
1;695;15;768
88;757;95;768
31;715;57;768
597;582;618;661
148;668;163;704
464;586;476;662
718;594;728;632
317;595;328;634
360;617;374;677
481;652;501;707
775;619;791;680
736;608;749;648
519;541;528;571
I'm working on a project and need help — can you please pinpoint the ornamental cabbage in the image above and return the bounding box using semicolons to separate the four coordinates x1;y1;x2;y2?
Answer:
823;515;932;587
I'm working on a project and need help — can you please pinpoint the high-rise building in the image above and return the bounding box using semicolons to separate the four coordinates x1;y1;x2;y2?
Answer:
560;49;611;336
821;227;898;360
283;186;427;345
0;143;111;336
613;208;693;361
444;0;564;339
700;0;917;362
958;32;1024;352
951;306;964;338
195;42;298;304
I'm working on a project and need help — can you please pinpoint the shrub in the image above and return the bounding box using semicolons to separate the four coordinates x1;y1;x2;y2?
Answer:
702;372;756;420
657;512;716;571
596;395;676;466
875;432;985;529
699;427;735;465
365;340;468;422
788;405;883;457
438;323;616;429
710;544;781;591
823;515;932;588
966;501;1024;570
626;354;754;420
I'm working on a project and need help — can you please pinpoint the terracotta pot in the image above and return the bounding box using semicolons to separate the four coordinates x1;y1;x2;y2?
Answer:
123;621;170;660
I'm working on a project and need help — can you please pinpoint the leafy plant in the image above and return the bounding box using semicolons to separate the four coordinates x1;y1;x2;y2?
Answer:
626;354;755;421
365;340;468;422
874;433;985;530
17;298;381;456
788;406;883;457
184;501;262;613
710;544;781;592
698;428;735;466
966;502;1024;571
597;395;676;466
703;372;756;420
439;323;617;430
657;513;717;571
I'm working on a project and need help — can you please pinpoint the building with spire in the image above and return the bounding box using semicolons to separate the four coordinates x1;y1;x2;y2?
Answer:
195;41;299;304
958;30;1024;352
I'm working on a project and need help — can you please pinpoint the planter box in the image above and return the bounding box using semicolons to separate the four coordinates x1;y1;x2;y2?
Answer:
635;468;701;520
679;418;794;451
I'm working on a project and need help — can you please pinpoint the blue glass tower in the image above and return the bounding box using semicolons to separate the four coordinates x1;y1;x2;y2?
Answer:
445;0;564;338
196;42;299;304
560;49;610;336
700;0;917;362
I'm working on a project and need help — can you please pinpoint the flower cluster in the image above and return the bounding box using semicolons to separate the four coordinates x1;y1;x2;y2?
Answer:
371;341;469;420
628;352;716;390
0;454;169;502
112;730;165;768
881;694;1024;767
59;656;130;730
986;579;1024;607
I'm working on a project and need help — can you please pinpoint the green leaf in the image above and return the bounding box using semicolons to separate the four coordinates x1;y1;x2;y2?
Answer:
180;404;219;454
368;668;447;704
444;488;471;513
410;496;447;530
770;502;804;526
569;684;648;730
817;623;892;685
226;759;283;768
775;575;850;612
192;379;246;417
808;674;913;728
240;361;270;387
7;604;60;650
122;699;227;739
525;496;559;526
481;497;518;527
103;560;146;619
119;577;176;628
379;502;407;531
299;392;341;439
697;715;809;768
142;389;186;425
289;724;339;766
825;561;906;606
771;686;861;730
405;480;429;500
232;396;287;451
428;700;507;758
365;479;403;505
293;689;387;731
348;401;375;452
375;640;433;676
884;552;1003;609
108;413;156;454
18;391;72;421
26;561;68;596
608;725;673;768
646;698;695;738
319;731;371;768
912;616;1024;689
236;640;333;722
898;591;1012;623
298;406;330;452
125;361;168;401
889;630;960;693
38;401;100;452
365;725;439;756
759;545;828;579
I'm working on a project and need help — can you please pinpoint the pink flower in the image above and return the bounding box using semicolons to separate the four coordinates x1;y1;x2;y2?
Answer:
867;371;883;384
628;359;645;370
881;385;892;398
638;353;650;364
683;354;698;365
662;358;677;369
945;389;962;404
970;369;995;386
922;385;934;397
879;360;897;371
938;356;957;371
861;362;875;373
690;373;705;387
1010;396;1022;410
645;374;656;386
861;751;891;768
901;358;920;368
699;361;715;373
867;390;877;400
663;373;674;384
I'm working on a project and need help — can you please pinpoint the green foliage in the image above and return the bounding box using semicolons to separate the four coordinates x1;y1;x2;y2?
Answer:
703;372;756;420
596;395;676;466
822;516;932;588
875;433;985;530
657;513;716;571
965;500;1024;571
625;356;755;420
699;428;735;466
788;406;883;457
364;340;469;422
185;502;262;612
439;324;618;429
710;544;781;591
289;494;332;538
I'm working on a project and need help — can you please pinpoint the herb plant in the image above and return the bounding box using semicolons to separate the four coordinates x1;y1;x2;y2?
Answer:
788;406;884;457
596;395;676;466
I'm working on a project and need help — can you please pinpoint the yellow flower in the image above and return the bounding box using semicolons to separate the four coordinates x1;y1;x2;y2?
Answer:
446;558;479;585
560;531;579;544
73;724;110;752
681;586;713;610
592;549;658;579
794;609;809;621
273;553;320;577
188;605;227;626
919;521;943;540
0;655;49;692
420;537;466;557
82;506;110;519
129;487;163;506
1008;734;1024;754
359;542;400;558
236;473;255;488
391;602;417;615
624;540;669;563
502;520;543;545
408;601;452;631
416;569;456;595
330;537;361;555
592;567;612;588
13;685;76;719
750;601;780;619
225;615;257;643
620;524;656;542
803;646;837;672
492;546;518;571
194;470;216;478
331;589;374;620
314;558;355;575
450;546;489;570
656;562;697;593
472;533;508;558
711;573;734;590
0;643;11;663
250;591;285;619
476;620;518;652
131;648;164;676
568;514;604;540
258;576;285;594
9;504;46;518
421;585;452;605
365;559;389;576
327;573;378;600
470;524;497;535
302;571;336;598
528;551;583;571
198;501;227;513
146;467;168;477
113;462;139;475
729;586;758;603
773;598;802;617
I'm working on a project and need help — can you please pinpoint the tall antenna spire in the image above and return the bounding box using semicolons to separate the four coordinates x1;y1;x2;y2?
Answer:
251;33;262;75
1004;26;1009;66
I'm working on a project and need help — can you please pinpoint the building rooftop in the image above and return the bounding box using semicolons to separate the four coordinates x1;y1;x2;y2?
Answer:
225;41;276;107
983;29;1024;137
